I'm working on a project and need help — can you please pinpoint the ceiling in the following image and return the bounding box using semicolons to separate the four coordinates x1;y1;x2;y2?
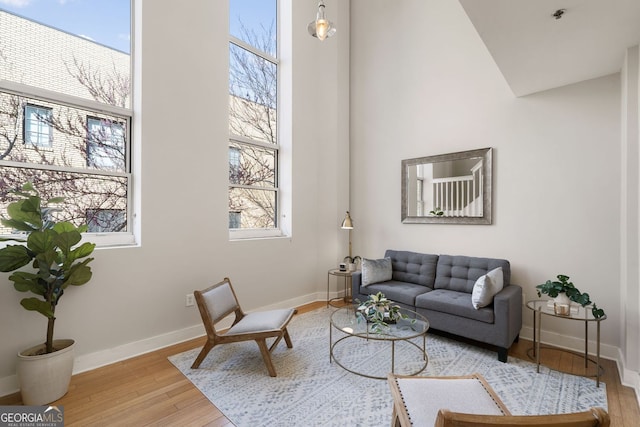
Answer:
459;0;640;96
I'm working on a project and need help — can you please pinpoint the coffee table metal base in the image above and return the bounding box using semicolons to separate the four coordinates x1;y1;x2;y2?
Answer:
329;331;428;380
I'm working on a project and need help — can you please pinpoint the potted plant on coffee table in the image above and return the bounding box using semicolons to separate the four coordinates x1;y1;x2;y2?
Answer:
356;292;409;332
536;274;605;319
0;182;96;405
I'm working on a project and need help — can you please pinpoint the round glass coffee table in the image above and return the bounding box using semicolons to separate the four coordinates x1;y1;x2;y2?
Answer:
329;305;429;379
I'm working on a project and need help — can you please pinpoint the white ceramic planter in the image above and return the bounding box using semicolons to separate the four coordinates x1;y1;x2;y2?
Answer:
17;339;75;405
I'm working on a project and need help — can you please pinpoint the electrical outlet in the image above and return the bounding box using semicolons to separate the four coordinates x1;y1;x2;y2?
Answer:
185;294;195;307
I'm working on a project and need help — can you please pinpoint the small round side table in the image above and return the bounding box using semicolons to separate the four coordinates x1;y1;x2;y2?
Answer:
526;299;606;387
327;269;353;307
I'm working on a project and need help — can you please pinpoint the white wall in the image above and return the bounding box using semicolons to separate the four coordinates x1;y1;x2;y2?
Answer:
0;0;350;394
350;0;630;378
620;44;640;394
2;0;636;399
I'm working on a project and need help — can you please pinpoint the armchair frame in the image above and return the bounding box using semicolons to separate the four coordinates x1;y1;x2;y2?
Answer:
191;277;294;377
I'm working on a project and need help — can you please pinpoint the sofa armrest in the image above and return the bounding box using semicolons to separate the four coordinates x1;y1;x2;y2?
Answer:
492;284;522;346
352;271;363;300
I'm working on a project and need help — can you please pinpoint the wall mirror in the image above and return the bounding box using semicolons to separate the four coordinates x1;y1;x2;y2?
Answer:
401;147;492;224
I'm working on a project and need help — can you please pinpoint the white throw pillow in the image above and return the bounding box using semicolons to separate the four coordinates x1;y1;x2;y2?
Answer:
471;267;504;309
361;257;393;287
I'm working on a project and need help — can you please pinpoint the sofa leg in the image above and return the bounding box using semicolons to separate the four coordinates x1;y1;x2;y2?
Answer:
514;334;520;343
497;347;508;363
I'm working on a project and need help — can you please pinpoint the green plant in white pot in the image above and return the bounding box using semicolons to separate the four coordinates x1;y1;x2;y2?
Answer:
343;255;362;271
0;182;96;405
536;274;605;319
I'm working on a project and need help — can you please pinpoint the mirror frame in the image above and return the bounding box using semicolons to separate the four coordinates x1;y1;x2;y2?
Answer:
401;147;493;225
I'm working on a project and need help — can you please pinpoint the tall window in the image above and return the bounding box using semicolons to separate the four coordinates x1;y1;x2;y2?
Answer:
228;0;279;235
0;3;132;242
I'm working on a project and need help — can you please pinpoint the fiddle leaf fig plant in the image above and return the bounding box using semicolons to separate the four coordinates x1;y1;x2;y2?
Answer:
536;274;605;319
0;182;96;354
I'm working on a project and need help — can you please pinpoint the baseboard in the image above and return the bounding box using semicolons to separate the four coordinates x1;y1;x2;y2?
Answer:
518;325;619;361
74;324;206;375
623;366;640;407
618;346;640;407
0;291;321;398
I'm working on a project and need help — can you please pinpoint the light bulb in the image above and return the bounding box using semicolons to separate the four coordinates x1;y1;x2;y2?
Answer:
316;19;329;41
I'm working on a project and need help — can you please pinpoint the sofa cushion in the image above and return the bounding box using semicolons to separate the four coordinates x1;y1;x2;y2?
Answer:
359;281;432;307
471;267;504;309
415;289;495;324
385;249;438;287
361;257;393;286
434;255;510;294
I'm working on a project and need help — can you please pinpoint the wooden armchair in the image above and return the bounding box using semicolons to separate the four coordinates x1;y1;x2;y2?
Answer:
434;407;610;427
191;277;295;377
387;373;609;427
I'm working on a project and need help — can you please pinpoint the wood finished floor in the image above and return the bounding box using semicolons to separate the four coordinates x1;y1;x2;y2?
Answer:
1;301;638;426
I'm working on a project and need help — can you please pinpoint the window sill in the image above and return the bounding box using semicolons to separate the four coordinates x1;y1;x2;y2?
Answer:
229;229;290;241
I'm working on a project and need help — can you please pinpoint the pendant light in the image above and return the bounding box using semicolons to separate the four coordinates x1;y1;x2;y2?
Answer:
308;0;336;41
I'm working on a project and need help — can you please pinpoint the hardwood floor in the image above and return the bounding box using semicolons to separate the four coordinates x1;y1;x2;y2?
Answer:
1;301;638;426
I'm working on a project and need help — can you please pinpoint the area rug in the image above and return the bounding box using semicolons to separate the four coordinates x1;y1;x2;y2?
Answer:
168;307;607;427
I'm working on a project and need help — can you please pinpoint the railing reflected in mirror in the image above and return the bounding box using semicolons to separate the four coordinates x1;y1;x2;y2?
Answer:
401;148;492;224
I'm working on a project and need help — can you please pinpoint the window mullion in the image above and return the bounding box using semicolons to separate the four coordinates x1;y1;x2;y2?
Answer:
0;80;132;119
0;159;130;179
229;36;278;65
229;134;280;151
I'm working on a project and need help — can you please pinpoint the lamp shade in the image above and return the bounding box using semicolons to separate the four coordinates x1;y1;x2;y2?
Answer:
341;211;353;229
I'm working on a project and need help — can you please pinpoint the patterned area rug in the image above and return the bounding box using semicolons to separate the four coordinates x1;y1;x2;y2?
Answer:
168;307;607;427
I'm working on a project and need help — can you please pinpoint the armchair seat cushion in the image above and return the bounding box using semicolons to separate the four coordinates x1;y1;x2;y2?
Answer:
227;308;295;335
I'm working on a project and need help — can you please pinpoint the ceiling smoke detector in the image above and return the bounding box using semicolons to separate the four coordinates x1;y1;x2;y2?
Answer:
552;9;566;20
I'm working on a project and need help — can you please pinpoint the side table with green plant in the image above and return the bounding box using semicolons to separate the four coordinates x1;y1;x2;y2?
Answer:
536;274;605;319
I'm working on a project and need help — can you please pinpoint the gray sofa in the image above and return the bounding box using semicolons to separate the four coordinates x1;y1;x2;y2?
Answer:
352;249;522;362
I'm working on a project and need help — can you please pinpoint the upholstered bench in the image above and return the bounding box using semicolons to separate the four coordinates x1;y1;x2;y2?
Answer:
387;373;509;426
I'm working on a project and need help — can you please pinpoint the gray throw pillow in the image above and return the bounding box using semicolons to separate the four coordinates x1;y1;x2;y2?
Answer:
362;257;393;287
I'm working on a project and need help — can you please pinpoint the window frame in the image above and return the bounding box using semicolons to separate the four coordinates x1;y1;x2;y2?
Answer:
0;85;135;247
228;0;282;240
86;115;127;171
23;104;53;148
